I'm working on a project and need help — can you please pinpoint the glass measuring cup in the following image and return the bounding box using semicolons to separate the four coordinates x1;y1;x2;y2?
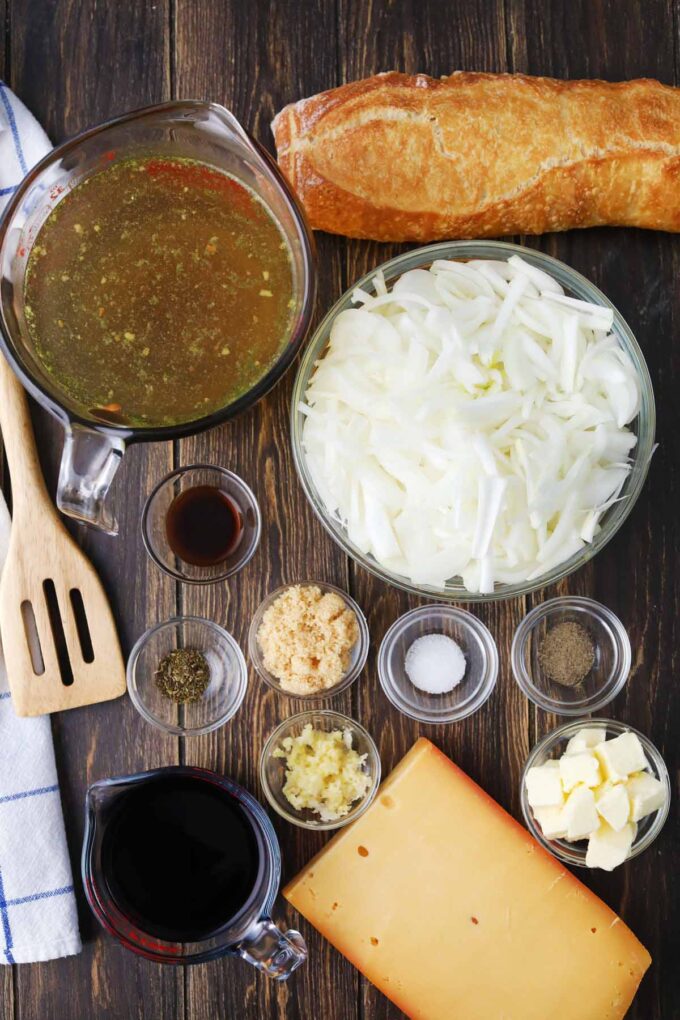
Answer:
82;766;307;975
0;101;315;534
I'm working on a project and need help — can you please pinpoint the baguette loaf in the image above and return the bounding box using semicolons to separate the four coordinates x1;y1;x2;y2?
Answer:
272;70;680;241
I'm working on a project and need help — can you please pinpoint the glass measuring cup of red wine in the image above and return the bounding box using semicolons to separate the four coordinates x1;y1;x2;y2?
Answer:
142;464;261;583
82;766;307;975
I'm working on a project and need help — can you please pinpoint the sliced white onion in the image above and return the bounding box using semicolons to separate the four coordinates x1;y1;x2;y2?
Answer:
301;256;641;592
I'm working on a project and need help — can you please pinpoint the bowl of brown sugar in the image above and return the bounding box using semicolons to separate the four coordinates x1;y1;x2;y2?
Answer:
248;582;369;700
511;597;631;715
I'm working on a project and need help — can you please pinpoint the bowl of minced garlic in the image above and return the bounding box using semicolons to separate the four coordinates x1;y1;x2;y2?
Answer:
259;711;381;830
249;582;369;698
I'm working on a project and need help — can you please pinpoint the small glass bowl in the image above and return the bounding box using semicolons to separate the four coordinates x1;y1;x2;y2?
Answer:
127;616;248;736
511;597;631;715
259;710;381;830
141;464;261;584
377;605;498;724
521;719;670;869
248;582;369;700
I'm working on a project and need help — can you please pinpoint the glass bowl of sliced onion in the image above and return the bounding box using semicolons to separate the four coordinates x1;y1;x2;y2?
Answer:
291;241;655;601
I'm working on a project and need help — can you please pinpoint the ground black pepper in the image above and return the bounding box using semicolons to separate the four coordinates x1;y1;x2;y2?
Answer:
539;621;595;687
154;648;211;703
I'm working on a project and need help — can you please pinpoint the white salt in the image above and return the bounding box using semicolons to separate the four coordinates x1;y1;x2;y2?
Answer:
404;634;466;694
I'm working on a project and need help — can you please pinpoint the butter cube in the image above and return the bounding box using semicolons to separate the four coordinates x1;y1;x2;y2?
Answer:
595;782;631;832
565;727;607;755
559;751;601;793
586;822;636;871
525;762;564;809
595;732;647;782
626;773;666;822
533;805;568;840
562;786;599;841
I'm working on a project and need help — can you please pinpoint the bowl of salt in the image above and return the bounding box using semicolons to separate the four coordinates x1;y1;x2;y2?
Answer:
377;605;498;724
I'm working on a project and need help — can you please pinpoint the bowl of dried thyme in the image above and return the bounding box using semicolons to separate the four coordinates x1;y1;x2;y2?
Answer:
127;616;248;735
510;597;631;716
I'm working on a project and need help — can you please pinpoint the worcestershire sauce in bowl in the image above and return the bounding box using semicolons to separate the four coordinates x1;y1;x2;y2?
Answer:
102;774;259;942
165;485;242;567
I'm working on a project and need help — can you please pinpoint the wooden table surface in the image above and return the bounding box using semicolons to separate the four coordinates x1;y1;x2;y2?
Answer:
1;1;678;1018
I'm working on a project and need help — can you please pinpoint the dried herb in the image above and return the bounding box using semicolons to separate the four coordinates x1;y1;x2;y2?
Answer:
539;622;595;687
154;648;210;703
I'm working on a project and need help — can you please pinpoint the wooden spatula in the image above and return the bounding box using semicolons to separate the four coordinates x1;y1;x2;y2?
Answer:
0;355;125;716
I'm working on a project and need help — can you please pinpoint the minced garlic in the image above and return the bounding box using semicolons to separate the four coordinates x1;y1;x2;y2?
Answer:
273;724;371;822
257;584;359;695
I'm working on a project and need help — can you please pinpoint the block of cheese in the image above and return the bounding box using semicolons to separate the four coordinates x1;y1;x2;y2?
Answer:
284;738;650;1020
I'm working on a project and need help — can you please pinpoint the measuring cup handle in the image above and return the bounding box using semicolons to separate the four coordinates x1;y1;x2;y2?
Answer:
236;917;307;980
57;424;125;535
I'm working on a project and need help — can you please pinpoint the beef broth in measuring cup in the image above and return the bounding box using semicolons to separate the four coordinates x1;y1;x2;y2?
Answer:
23;156;294;427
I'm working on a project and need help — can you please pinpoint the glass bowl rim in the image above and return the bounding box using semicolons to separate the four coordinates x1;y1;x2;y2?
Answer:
259;708;381;830
377;603;499;724
510;596;632;715
247;580;370;700
140;463;262;584
126;614;248;736
290;239;656;603
520;717;671;868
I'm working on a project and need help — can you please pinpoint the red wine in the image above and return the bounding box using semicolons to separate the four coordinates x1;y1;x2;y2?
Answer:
102;774;260;942
165;485;242;567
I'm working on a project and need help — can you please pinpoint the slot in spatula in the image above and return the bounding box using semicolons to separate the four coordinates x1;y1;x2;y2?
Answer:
0;355;125;716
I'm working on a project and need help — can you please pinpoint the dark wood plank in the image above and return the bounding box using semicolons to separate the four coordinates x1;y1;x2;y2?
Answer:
337;3;530;1018
507;2;680;1017
5;3;180;1019
172;2;356;1019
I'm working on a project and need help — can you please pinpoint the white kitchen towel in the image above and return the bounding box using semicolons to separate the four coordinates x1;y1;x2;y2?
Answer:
0;83;82;963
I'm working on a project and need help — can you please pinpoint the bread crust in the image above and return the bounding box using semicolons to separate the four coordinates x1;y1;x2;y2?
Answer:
272;70;680;241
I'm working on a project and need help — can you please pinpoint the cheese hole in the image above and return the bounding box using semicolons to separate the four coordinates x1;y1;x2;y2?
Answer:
370;937;379;946
380;795;395;809
331;902;339;911
357;845;369;857
591;927;597;934
471;916;479;925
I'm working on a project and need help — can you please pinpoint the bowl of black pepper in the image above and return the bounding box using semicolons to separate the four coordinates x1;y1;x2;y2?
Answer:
510;597;631;716
127;616;248;735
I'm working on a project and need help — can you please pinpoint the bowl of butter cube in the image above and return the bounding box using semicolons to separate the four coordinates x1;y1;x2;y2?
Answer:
521;719;670;870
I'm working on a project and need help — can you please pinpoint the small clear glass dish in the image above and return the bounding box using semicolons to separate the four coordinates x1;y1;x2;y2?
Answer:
248;582;369;700
259;710;381;831
377;605;498;724
142;464;261;584
511;596;631;715
127;616;248;736
521;719;670;869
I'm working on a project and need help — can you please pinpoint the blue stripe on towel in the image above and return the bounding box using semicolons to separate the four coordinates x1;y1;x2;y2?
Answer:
0;784;59;805
5;885;74;907
0;82;28;175
0;691;11;700
0;866;15;964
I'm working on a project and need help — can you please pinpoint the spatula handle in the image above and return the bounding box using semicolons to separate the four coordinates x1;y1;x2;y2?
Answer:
0;354;52;516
